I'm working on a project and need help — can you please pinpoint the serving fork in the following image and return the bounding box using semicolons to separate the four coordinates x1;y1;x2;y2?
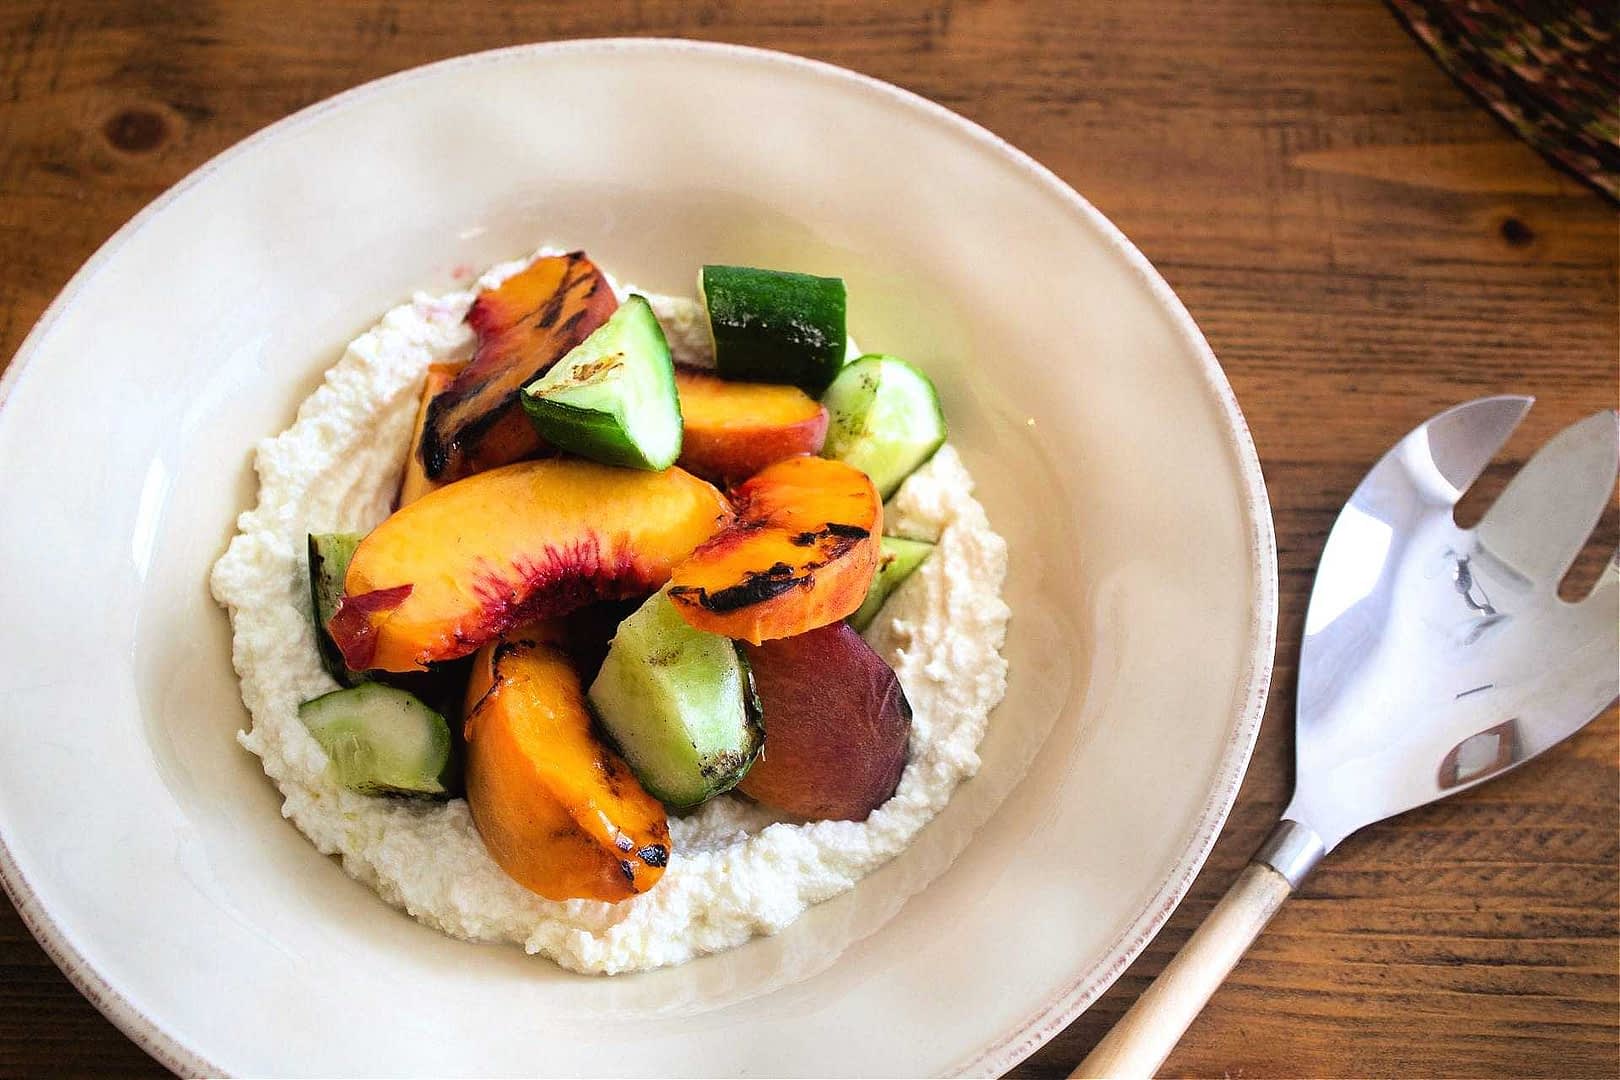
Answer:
1076;396;1620;1077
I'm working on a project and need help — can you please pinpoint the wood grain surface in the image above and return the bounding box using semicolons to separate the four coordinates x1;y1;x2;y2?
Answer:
0;2;1614;1077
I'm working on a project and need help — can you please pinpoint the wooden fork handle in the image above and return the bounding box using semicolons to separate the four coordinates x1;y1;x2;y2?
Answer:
1072;862;1294;1079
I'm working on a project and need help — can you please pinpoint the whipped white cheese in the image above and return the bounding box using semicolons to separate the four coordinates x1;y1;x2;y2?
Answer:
210;251;1010;974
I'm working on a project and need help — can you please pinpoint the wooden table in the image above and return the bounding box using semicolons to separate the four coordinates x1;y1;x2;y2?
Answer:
1;2;1613;1076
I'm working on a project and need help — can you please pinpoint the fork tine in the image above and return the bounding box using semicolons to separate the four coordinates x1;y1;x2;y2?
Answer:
1565;553;1618;719
1579;553;1618;612
1400;395;1533;505
1476;410;1620;587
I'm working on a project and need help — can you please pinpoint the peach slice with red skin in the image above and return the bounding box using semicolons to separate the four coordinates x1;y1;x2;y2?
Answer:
397;361;465;508
737;621;912;821
463;625;670;902
421;252;617;482
674;369;829;484
667;456;881;644
328;459;732;672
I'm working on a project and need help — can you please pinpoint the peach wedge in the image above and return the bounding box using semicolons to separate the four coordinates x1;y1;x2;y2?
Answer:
674;369;828;484
737;621;911;821
397;361;465;508
421;252;617;482
328;459;732;672
667;456;880;644
464;626;670;901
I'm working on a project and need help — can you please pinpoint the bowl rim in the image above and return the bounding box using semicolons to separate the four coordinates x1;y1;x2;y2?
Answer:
0;37;1276;1079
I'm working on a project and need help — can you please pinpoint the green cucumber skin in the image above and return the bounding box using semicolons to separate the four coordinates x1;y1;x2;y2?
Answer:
298;683;453;799
701;265;847;395
308;533;369;687
821;354;947;500
587;590;762;809
522;396;664;470
850;536;935;631
520;295;682;471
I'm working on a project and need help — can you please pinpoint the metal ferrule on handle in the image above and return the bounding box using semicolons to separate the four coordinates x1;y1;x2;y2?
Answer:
1254;818;1326;889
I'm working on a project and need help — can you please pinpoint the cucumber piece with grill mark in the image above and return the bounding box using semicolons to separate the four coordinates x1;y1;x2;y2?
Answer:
298;683;453;798
821;354;947;500
587;589;762;809
521;294;683;471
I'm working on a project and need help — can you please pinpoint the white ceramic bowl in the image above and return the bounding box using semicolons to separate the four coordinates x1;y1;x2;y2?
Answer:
0;40;1274;1077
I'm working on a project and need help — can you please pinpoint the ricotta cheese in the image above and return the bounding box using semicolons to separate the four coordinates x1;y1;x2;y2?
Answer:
210;250;1010;974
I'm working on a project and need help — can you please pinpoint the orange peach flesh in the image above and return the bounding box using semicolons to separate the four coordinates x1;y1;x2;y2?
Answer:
464;627;670;902
674;369;829;484
329;459;732;672
667;456;881;644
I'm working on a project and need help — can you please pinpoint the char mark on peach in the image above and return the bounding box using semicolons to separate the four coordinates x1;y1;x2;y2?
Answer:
670;561;809;612
790;523;869;547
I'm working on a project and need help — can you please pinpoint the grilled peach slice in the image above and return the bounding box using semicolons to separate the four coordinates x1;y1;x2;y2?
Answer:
667;456;880;644
397;361;466;508
674;369;829;484
328;459;732;672
464;626;670;901
421;252;617;481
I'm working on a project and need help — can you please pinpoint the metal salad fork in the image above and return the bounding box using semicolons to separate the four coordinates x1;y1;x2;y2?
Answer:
1076;396;1620;1078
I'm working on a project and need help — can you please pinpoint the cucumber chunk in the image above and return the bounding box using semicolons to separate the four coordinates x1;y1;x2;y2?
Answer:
298;683;453;798
587;589;762;809
700;265;847;395
849;536;935;632
821;354;947;499
520;294;682;471
308;532;369;686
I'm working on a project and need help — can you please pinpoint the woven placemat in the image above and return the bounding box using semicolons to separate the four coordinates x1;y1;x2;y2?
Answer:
1386;0;1619;201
